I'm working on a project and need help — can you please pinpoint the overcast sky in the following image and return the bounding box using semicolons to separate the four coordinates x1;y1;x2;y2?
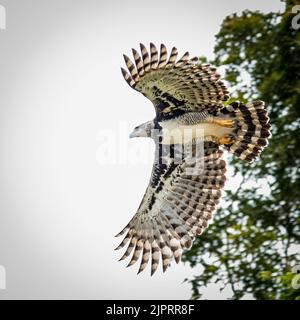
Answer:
0;0;284;299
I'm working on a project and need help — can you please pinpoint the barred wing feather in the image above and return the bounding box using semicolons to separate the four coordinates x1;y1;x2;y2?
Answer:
115;142;226;275
121;43;230;119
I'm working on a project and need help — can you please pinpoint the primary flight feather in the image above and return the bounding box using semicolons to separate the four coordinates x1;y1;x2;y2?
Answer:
116;43;271;275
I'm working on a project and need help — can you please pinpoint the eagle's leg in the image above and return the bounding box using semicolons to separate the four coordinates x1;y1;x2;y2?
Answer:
218;134;235;145
210;117;235;128
204;134;235;145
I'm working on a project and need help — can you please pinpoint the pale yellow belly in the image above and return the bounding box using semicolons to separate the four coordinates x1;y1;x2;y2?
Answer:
160;122;233;144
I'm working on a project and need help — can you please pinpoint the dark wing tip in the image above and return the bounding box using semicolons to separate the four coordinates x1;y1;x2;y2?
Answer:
115;227;128;237
139;43;146;50
120;67;127;76
123;54;130;63
150;42;156;49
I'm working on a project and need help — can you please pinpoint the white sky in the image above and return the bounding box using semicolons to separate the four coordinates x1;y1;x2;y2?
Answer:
0;0;284;299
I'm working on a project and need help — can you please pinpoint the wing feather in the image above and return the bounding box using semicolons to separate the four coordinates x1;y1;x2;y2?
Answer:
127;238;144;267
138;240;151;274
166;47;178;68
132;48;144;76
115;141;226;274
123;54;139;82
121;43;230;119
150;42;159;70
158;44;168;68
151;240;160;275
140;43;150;72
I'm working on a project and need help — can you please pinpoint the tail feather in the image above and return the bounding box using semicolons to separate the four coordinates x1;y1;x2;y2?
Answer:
220;100;271;162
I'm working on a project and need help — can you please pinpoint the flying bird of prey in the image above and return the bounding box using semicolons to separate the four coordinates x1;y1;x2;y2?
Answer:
115;43;271;275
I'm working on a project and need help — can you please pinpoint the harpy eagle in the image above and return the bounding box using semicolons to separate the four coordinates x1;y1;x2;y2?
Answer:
115;43;271;275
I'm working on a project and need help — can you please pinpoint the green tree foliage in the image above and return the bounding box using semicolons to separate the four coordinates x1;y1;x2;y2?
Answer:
183;0;300;300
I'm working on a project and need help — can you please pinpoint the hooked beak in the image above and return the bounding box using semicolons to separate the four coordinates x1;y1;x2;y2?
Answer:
129;127;148;138
129;131;137;139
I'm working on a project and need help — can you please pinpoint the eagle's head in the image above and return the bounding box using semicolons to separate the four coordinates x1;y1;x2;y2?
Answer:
129;120;155;139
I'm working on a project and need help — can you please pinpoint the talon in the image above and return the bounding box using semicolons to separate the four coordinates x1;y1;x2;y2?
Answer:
223;119;235;128
214;118;235;128
219;134;234;145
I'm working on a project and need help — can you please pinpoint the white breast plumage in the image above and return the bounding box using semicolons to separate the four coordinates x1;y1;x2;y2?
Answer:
159;119;233;144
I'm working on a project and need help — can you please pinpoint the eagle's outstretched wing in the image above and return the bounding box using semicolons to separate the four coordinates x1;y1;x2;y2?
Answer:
115;141;226;275
121;43;230;119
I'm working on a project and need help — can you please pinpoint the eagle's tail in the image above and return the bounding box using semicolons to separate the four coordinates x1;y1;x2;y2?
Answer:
220;100;271;162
